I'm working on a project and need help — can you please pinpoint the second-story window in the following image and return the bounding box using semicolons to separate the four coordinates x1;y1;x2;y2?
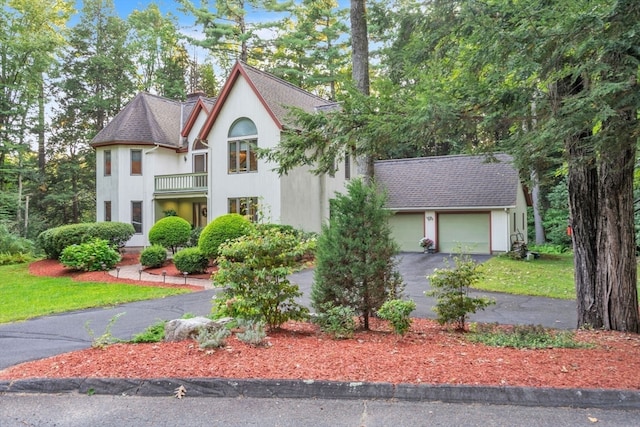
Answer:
228;118;257;174
104;150;111;176
131;149;142;175
193;153;207;173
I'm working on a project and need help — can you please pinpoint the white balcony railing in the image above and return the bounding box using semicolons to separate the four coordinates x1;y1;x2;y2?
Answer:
154;172;207;194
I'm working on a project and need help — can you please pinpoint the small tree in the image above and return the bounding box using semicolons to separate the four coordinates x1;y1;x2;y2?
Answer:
311;178;403;330
212;227;311;330
426;253;494;330
148;216;191;254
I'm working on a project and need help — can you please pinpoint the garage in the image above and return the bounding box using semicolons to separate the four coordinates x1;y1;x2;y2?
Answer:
388;213;424;252
438;212;491;254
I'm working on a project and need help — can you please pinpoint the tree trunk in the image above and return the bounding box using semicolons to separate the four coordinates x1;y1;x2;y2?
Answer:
596;126;639;332
38;78;46;173
530;169;546;245
350;0;374;180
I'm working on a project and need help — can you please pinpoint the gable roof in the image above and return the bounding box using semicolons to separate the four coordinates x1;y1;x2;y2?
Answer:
91;92;182;148
181;95;217;138
375;154;521;210
198;61;335;140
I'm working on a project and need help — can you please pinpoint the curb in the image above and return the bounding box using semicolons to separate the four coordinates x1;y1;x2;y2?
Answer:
2;378;639;410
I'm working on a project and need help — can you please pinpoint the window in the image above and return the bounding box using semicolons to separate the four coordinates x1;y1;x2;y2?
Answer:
132;201;142;234
228;197;258;222
131;149;142;175
104;150;111;176
193;153;207;173
228;118;257;173
105;201;112;222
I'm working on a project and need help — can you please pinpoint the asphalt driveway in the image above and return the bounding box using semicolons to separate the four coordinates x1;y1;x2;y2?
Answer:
0;253;576;370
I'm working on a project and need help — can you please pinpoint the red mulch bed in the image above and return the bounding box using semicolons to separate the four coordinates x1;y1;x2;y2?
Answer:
5;256;640;390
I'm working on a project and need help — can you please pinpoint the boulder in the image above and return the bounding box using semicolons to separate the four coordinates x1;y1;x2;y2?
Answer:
164;316;232;342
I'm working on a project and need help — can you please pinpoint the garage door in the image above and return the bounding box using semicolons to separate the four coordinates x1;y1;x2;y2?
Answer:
388;213;424;252
438;213;490;254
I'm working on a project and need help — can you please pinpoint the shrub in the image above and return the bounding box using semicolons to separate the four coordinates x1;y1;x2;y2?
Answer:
468;323;591;349
173;247;209;274
198;213;254;259
0;252;34;265
196;324;231;349
235;319;267;346
130;321;166;343
89;222;135;250
212;227;310;329
0;223;35;255
426;253;494;330
37;222;134;259
139;245;167;268
148;216;191;254
186;226;203;248
60;239;121;272
377;299;417;335
313;303;357;339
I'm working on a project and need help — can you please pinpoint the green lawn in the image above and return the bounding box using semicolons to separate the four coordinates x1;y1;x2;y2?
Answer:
0;263;189;324
474;253;576;299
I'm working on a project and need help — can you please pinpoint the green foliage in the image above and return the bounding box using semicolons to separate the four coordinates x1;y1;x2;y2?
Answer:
377;299;416;336
427;253;494;330
541;179;572;249
235;319;267;347
212;227;310;330
60;239;121;272
198;213;254;259
37;222;134;259
468;323;592;349
196;325;231;349
0;252;34;265
130;320;166;343
312;178;404;330
0;223;35;255
187;226;203;248
173;247;209;274
148;216;192;254
312;303;356;339
85;312;125;349
139;245;167;268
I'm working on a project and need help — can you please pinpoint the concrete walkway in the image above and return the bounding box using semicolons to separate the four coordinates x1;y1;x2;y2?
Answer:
110;263;214;289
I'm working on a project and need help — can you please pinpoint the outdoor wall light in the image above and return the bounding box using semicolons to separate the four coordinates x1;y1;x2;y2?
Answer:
427;216;434;221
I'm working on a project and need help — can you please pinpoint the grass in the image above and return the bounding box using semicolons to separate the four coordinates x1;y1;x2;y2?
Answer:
474;253;576;299
0;263;189;324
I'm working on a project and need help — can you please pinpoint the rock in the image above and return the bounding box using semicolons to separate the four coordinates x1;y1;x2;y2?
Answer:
164;316;233;342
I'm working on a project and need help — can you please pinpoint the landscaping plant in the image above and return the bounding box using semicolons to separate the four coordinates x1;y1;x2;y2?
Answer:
198;213;254;259
426;253;494;330
173;247;209;274
139;245;167;268
311;178;404;330
377;299;417;335
59;239;121;271
212;227;310;329
37;222;134;259
148;216;191;254
313;303;357;339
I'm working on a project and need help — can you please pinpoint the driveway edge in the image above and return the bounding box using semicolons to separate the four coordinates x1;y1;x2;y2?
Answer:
2;378;639;409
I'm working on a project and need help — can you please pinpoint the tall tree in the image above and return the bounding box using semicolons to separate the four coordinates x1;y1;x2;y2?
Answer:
269;0;350;99
128;4;189;99
178;0;293;73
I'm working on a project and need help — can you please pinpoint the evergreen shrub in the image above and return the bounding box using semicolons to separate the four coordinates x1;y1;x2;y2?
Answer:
198;213;254;259
173;247;209;274
139;245;167;268
148;216;191;253
37;222;134;259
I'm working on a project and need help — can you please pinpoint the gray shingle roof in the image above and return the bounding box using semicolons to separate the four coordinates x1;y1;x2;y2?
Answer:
91;93;182;147
240;62;337;126
375;154;520;209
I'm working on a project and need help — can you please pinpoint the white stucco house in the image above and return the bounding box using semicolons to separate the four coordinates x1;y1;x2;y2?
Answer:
91;62;529;253
91;61;351;247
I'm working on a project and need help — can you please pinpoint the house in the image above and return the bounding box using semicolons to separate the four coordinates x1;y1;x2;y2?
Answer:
91;61;351;247
374;154;530;254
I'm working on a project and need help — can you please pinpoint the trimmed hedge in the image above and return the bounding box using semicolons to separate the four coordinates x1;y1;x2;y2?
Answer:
139;245;167;268
148;216;191;254
37;222;135;259
198;213;254;259
173;247;209;274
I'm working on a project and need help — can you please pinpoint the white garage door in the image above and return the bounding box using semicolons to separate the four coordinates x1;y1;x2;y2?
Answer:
438;213;490;254
388;213;424;252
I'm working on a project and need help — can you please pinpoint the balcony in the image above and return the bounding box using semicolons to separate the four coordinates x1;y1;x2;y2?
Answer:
154;172;207;195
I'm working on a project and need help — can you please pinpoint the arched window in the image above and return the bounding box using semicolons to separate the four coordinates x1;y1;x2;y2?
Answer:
228;118;257;173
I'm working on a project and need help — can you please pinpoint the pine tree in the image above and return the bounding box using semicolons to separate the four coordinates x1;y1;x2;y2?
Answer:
312;178;403;330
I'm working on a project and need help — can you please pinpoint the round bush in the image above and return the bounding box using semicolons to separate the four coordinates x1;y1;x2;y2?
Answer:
173;247;209;274
59;239;121;271
198;214;254;259
148;216;191;253
139;245;167;268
